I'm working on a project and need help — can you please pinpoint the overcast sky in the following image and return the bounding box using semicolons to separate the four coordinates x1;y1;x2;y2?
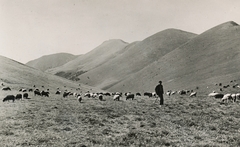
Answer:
1;0;240;63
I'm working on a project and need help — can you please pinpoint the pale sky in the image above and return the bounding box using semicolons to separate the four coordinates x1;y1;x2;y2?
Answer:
1;0;240;63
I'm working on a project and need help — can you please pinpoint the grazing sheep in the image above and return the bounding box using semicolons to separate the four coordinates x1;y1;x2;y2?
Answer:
22;89;27;92
23;93;29;99
126;93;134;100
77;96;82;103
208;92;224;99
221;94;232;103
41;91;49;97
166;90;172;96
178;90;187;95
34;89;41;96
29;89;33;92
3;95;15;102
55;90;61;95
144;92;152;98
113;94;121;101
98;94;103;101
2;87;11;91
236;93;240;100
84;93;91;98
63;91;70;98
190;92;197;97
231;94;237;102
136;93;141;96
15;94;22;100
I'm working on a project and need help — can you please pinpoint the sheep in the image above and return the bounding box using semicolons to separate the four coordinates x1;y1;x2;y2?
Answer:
15;94;22;100
63;91;70;98
34;89;41;96
166;90;172;96
55;90;61;95
178;90;187;95
190;92;197;97
41;91;49;97
3;95;15;102
136;93;141;96
144;92;152;98
126;93;134;100
208;92;224;99
231;94;237;102
77;96;82;103
98;94;103;101
84;93;90;98
236;93;240;100
104;92;111;96
221;94;232;103
2;87;11;91
113;94;121;101
23;93;29;99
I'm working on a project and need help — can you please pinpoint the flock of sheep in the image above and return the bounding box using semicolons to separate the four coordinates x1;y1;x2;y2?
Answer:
1;79;240;104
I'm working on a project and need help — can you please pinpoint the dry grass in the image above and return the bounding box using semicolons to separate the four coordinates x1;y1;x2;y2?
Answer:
1;90;240;147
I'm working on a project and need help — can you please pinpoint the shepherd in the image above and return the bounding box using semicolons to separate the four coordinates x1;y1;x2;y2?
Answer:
155;81;164;106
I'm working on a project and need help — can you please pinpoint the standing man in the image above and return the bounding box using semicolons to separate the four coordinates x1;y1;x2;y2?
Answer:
155;81;164;105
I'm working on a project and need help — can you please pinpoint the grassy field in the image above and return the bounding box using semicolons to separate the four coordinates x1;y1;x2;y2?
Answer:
0;90;240;147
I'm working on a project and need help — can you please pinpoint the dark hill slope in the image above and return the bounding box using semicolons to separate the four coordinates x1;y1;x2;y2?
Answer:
108;21;240;93
77;29;197;89
26;53;78;71
47;39;129;80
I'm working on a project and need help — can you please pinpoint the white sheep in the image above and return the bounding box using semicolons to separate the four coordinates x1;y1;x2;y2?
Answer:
113;94;121;101
189;92;197;97
208;91;224;98
221;94;232;103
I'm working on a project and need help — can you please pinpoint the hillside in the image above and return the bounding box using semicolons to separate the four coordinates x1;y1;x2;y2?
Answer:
26;53;78;71
77;29;197;89
46;39;129;80
108;21;240;93
0;55;100;93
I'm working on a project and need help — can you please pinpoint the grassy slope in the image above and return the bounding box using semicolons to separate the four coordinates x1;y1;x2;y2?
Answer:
46;39;129;75
26;53;78;71
78;29;196;89
1;91;240;146
109;21;240;93
0;55;101;94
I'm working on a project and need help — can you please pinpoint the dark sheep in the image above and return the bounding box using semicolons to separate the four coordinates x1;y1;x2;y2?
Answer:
34;90;41;96
29;89;33;92
126;94;134;100
136;93;141;96
78;96;82;103
63;91;70;98
15;94;22;100
99;94;103;101
3;95;15;102
41;91;49;97
144;92;152;98
2;87;11;91
23;93;28;99
55;90;61;94
104;92;111;96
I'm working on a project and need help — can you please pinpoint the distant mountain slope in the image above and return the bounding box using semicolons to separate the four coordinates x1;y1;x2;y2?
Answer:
46;39;129;80
26;53;78;71
77;29;197;89
0;55;100;92
108;21;240;93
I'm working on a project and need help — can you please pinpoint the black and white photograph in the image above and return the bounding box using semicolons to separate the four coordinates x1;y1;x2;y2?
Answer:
1;0;240;146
